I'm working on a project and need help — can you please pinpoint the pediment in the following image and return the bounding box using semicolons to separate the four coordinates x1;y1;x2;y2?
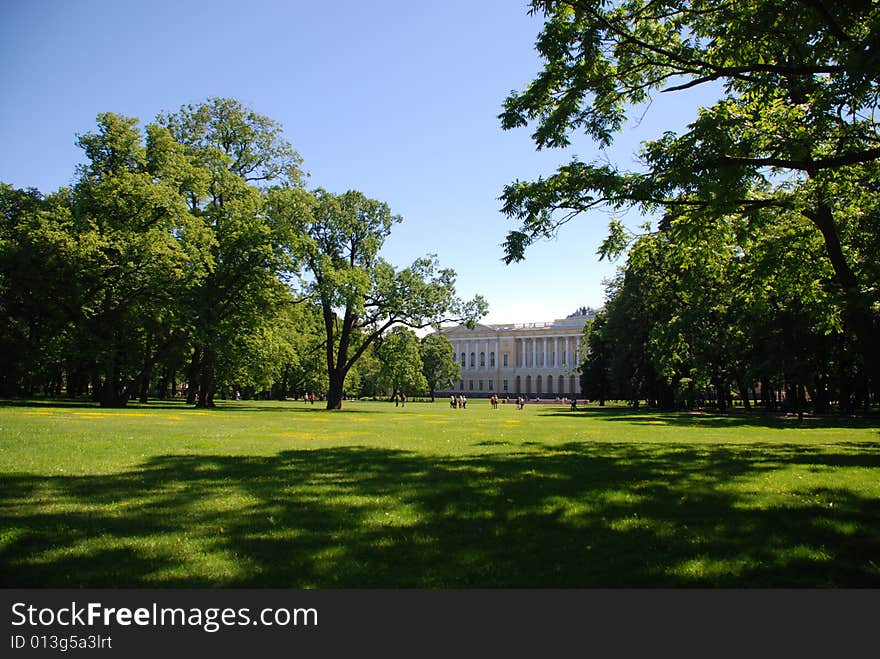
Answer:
437;322;497;337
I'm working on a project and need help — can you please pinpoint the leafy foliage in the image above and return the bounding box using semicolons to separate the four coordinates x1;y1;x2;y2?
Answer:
505;0;880;409
1;98;484;408
419;333;460;401
270;187;487;409
377;327;428;397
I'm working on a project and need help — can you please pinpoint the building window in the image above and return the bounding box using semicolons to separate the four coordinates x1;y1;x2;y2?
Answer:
478;380;483;391
503;379;509;392
490;352;495;367
551;351;555;367
488;380;494;391
468;380;474;391
562;350;567;366
503;353;508;368
459;380;464;390
460;352;465;365
469;352;476;368
480;351;485;367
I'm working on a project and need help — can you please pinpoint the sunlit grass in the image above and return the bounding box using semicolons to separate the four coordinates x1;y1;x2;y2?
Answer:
1;398;878;587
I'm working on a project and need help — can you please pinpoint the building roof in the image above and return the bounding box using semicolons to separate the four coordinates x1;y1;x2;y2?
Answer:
438;308;599;336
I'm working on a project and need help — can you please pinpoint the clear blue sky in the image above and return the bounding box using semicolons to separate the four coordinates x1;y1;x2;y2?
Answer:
1;0;715;325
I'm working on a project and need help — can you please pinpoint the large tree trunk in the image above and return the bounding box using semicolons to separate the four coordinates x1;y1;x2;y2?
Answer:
805;203;880;380
326;368;345;410
90;366;102;403
322;299;351;411
65;362;89;398
196;348;216;408
278;369;289;401
65;362;78;398
99;350;127;407
738;380;752;411
186;347;201;405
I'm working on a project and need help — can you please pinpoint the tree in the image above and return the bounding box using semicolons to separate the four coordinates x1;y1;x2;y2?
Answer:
419;333;460;402
69;113;213;406
159;97;303;188
159;98;303;407
377;327;428;399
500;0;880;379
350;342;382;399
579;312;612;406
580;200;857;413
270;187;487;409
0;185;76;396
3;97;485;408
269;301;329;400
599;258;671;408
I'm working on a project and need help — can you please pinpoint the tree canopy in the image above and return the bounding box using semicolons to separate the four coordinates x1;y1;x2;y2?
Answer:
419;333;460;402
0;98;485;408
268;187;487;409
502;0;879;409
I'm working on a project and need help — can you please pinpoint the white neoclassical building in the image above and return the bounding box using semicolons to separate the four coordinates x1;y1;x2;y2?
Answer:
435;308;597;399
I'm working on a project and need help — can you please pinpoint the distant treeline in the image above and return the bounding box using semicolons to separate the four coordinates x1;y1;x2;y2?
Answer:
579;221;878;417
0;98;479;409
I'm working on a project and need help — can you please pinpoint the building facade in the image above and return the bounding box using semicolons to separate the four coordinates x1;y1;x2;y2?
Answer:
436;309;596;398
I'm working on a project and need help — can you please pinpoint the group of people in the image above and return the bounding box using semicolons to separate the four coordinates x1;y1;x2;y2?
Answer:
392;392;407;407
303;392;316;404
444;393;590;411
448;394;523;409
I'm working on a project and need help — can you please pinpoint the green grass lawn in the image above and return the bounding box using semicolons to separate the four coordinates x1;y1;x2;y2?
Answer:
1;398;878;587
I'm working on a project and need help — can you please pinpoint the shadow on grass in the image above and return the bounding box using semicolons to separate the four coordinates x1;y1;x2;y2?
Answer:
0;398;100;409
2;441;879;588
540;406;880;431
0;399;388;414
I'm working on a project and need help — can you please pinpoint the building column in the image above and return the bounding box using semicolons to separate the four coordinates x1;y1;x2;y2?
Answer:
542;337;548;368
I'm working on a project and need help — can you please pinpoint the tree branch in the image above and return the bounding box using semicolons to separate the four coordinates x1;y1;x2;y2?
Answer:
714;147;880;172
